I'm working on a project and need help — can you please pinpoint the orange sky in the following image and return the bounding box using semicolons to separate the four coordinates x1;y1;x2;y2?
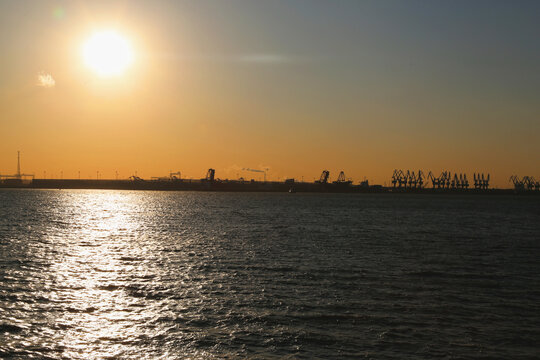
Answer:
1;1;539;188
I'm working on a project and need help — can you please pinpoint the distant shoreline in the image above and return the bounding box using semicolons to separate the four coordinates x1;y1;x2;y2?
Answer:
0;179;537;195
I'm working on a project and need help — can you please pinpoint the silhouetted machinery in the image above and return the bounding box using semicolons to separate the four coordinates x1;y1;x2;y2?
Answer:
461;174;469;188
409;170;425;188
510;175;525;190
450;173;469;189
428;171;444;189
333;171;352;185
392;170;424;188
205;168;215;182
316;170;329;184
426;171;469;189
510;175;539;191
391;169;406;187
523;176;539;190
169;171;181;180
473;173;490;190
411;170;425;188
442;171;451;188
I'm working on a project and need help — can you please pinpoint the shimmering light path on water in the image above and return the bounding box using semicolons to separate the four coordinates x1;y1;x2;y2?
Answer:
1;190;539;359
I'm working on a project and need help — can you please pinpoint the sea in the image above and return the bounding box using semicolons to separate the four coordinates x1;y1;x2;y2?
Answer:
0;189;539;359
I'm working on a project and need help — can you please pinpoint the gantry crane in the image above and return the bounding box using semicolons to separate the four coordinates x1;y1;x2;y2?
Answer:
205;168;215;182
474;173;490;189
511;175;540;191
391;170;425;188
333;171;352;185
316;170;330;184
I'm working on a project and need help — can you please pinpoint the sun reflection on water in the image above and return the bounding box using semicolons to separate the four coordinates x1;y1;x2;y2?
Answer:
45;191;168;359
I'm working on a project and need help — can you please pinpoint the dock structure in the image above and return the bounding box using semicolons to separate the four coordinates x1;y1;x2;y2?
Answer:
1;167;371;193
0;153;537;194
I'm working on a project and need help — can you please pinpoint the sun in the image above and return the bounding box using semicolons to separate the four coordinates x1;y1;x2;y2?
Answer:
83;30;134;77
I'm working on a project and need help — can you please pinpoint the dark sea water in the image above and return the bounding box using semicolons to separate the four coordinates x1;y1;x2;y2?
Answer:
0;189;539;359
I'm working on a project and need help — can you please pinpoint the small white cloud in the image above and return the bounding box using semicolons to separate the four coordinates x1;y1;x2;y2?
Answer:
37;72;55;88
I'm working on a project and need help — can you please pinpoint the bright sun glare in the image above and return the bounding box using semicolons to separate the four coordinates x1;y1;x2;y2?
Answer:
83;30;133;77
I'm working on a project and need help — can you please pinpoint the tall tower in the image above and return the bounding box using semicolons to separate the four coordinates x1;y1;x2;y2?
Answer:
17;151;21;179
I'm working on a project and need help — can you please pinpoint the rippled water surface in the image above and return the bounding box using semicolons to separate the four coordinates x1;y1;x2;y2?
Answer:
1;189;539;359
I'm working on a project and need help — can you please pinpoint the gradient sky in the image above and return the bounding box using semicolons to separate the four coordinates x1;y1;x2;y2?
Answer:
1;0;539;187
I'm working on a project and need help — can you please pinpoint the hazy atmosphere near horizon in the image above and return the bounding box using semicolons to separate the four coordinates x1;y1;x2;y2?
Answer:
1;0;539;187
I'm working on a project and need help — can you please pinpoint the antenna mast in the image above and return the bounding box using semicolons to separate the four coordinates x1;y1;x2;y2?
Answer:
17;151;21;179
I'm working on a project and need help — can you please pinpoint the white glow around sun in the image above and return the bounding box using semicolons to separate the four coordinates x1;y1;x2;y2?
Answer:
83;30;134;77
